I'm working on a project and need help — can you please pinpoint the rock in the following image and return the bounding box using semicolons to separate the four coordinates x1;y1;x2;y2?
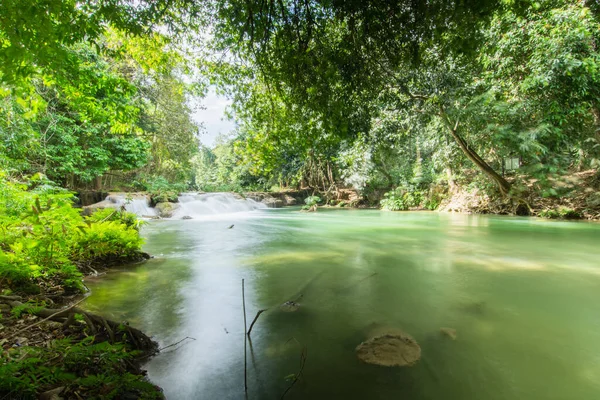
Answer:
81;199;120;216
155;202;180;218
280;300;300;312
181;215;193;220
308;205;317;212
39;386;65;400
282;195;297;206
586;192;600;208
231;192;246;200
356;333;421;367
245;193;267;202
76;190;108;206
0;304;10;312
440;327;457;340
262;197;284;208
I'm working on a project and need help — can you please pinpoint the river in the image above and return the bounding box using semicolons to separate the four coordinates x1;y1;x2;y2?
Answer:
83;207;600;399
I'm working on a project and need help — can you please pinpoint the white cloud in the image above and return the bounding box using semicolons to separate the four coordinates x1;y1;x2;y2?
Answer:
192;87;236;147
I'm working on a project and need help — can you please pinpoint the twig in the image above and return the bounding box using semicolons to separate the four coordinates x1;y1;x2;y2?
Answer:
242;279;248;393
158;336;197;351
6;298;86;340
281;341;308;399
247;308;268;337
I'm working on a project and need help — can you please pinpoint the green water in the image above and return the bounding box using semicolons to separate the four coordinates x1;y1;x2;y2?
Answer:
83;209;600;399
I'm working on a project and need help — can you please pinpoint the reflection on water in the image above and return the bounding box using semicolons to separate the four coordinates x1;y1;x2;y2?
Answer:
83;209;600;400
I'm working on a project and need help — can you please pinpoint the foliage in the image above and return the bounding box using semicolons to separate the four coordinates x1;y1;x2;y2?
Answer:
1;17;202;190
85;208;143;231
0;174;144;293
134;176;185;205
304;196;321;207
539;207;583;220
380;186;424;212
0;337;162;399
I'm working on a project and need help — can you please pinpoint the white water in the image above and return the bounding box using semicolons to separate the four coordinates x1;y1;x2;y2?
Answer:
105;192;267;219
174;192;267;219
107;194;157;217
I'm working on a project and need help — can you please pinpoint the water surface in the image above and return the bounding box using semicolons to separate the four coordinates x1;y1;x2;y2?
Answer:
83;209;600;399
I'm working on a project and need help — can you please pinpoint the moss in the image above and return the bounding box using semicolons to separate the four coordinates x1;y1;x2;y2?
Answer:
539;207;582;220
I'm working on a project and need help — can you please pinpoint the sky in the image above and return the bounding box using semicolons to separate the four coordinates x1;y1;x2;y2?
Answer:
192;87;236;147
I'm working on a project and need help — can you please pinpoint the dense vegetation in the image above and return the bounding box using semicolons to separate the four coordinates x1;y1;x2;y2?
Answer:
197;0;600;218
1;0;600;398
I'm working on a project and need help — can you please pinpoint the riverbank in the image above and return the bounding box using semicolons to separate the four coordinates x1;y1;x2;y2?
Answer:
438;169;600;221
0;292;163;399
0;249;163;399
0;177;164;399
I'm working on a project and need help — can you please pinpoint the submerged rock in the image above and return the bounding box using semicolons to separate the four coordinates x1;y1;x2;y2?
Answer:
181;215;193;220
440;327;457;340
280;300;300;312
461;300;486;316
155;202;180;218
356;332;421;367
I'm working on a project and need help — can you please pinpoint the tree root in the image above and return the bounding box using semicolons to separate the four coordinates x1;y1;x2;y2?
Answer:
1;298;157;353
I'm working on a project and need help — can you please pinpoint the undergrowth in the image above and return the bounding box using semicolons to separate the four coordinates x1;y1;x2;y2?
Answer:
0;173;145;294
0;337;162;399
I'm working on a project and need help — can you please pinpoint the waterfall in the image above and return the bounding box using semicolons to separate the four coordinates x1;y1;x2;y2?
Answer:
174;192;267;218
102;192;267;219
106;194;157;217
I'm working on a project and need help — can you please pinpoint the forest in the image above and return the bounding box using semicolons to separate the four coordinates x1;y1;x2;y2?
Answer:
1;0;600;399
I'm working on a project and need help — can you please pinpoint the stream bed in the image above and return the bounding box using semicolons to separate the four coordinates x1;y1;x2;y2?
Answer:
83;208;600;399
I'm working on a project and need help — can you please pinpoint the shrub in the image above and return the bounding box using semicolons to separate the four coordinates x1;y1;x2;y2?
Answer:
134;176;184;205
72;221;144;263
0;338;162;399
0;174;145;293
304;196;321;206
85;208;143;231
380;186;423;211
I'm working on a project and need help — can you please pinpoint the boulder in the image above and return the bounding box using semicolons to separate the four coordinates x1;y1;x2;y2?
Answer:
155;202;180;218
356;332;421;367
282;194;297;206
262;197;284;208
81;200;120;216
244;192;267;202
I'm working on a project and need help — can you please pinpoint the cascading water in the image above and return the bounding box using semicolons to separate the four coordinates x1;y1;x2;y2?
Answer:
173;192;267;218
102;192;267;219
105;194;157;217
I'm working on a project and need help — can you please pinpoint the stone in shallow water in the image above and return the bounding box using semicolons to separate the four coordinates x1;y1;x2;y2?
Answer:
155;202;180;218
440;327;457;340
356;333;421;367
280;300;300;312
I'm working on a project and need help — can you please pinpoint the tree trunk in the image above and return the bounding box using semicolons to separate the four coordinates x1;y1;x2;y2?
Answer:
592;105;600;145
440;110;511;196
